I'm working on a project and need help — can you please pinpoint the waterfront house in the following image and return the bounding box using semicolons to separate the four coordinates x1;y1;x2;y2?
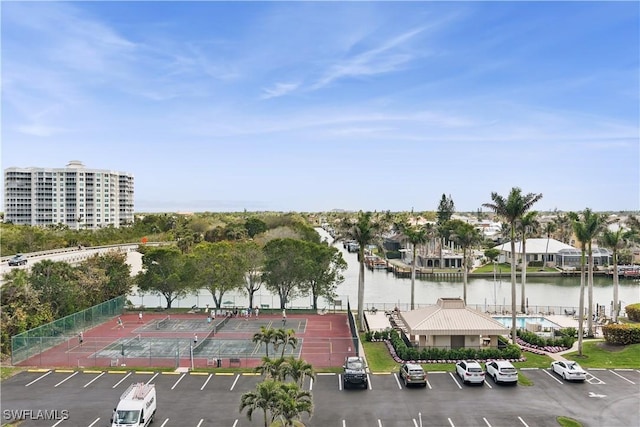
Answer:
492;238;606;268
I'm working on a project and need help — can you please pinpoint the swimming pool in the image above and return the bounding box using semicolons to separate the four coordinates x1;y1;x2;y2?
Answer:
492;316;561;329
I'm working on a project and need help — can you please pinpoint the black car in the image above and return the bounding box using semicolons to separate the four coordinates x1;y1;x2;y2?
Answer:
8;254;27;266
343;356;368;389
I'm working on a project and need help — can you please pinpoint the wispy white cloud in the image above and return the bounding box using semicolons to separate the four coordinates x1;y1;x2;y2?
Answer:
261;82;301;99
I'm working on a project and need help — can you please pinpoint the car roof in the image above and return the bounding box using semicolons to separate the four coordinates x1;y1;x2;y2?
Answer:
493;360;515;367
346;356;363;362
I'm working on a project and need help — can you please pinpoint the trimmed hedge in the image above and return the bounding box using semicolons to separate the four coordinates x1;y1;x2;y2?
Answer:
625;303;640;322
517;329;575;349
368;329;522;362
602;323;640;345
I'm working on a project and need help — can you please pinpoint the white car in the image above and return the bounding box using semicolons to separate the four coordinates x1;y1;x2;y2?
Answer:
551;360;587;381
485;360;518;384
455;360;485;385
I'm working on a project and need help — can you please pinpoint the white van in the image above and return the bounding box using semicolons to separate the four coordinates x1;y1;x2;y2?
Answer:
111;383;156;427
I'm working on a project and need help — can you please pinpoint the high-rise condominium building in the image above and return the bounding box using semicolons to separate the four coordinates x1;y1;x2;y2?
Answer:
4;160;134;229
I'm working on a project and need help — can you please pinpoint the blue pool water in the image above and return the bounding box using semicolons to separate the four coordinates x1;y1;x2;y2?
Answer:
492;316;561;329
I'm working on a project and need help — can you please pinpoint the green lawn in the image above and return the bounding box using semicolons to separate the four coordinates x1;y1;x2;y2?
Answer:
0;366;24;381
564;341;640;368
472;263;558;273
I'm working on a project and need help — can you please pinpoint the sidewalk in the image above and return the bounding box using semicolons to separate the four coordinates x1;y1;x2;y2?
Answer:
541;338;604;361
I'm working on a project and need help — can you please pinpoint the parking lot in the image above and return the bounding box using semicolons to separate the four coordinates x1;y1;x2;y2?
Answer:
2;367;638;427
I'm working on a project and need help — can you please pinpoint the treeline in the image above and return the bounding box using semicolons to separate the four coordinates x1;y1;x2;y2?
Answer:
1;252;133;356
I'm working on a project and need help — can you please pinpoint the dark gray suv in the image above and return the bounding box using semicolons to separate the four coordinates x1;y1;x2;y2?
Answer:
343;356;368;389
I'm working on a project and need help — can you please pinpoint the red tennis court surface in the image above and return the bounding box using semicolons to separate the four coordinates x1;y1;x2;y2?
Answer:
17;312;356;370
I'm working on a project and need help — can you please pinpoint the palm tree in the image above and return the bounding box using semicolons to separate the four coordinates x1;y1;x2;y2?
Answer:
255;356;286;380
600;227;626;323
253;326;277;358
282;357;315;387
397;219;430;310
272;382;313;427
583;209;607;336
542;222;557;270
483;187;543;343
449;221;482;304
239;379;281;427
334;211;385;331
274;328;298;358
569;211;590;356
517;211;540;313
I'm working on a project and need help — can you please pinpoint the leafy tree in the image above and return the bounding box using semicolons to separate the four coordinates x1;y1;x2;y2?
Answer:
333;211;386;331
300;241;346;310
436;194;455;225
484;248;501;262
190;241;246;309
239;379;282;427
396;220;430;310
274;328;298;358
483;187;542;343
136;246;194;309
449;220;482;304
245;217;268;238
262;239;308;309
238;241;265;309
272;382;313;427
255;356;287;380
517;211;540;313
281;357;315;387
30;259;82;317
79;252;133;301
600;227;626;322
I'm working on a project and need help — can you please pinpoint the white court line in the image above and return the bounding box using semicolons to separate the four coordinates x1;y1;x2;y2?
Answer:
146;373;159;384
160;418;169;427
84;372;105;388
87;417;100;427
483;417;492;426
171;373;186;390
448;418;455;427
55;371;79;387
610;370;635;384
543;369;563;384
113;372;132;388
518;416;530;427
448;372;462;389
25;370;51;387
230;374;240;391
200;374;213;390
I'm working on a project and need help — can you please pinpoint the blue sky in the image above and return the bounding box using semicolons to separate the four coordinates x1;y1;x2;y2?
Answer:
2;1;638;213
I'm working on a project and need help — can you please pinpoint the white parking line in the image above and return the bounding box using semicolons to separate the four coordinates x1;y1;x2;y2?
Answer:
426;380;432;390
146;373;159;384
367;373;373;390
483;417;492;426
87;417;100;427
160;418;169;427
484;379;493;389
230;374;240;391
413;419;419;427
55;371;79;387
309;378;314;391
447;418;455;426
338;374;343;391
543;369;563;384
586;372;605;385
113;372;132;388
232;420;239;427
84;372;105;388
377;420;382;427
200;374;213;390
610;370;635;384
342;420;346;427
196;419;204;427
171;373;186;390
448;372;462;389
394;373;402;389
51;417;66;427
25;370;51;387
518;416;530;426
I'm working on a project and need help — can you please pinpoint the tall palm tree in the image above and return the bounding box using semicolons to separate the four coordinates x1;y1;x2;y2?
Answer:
600;227;626;323
569;211;590;356
239;379;281;427
334;211;385;331
517;211;540;313
274;328;298;358
272;382;313;427
450;221;482;304
397;219;429;310
282;357;316;387
255;356;286;380
253;326;277;358
582;209;607;337
483;187;543;343
542;222;557;270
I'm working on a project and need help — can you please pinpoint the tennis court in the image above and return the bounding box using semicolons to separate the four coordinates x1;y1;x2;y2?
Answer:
15;311;354;369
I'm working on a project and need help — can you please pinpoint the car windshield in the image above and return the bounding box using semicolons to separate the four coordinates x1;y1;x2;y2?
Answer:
409;370;424;375
115;410;140;424
469;367;482;373
567;363;581;371
347;360;363;369
501;368;516;373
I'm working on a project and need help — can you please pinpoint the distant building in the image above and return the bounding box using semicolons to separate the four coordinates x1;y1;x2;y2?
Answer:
492;238;612;268
4;160;134;229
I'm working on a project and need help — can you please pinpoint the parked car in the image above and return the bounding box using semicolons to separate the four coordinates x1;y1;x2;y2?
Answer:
485;360;518;384
551;361;587;381
8;254;27;266
399;363;427;388
455;360;485;385
342;356;368;389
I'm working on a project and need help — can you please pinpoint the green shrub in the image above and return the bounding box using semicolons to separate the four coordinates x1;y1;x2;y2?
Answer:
602;323;640;345
625;303;640;322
